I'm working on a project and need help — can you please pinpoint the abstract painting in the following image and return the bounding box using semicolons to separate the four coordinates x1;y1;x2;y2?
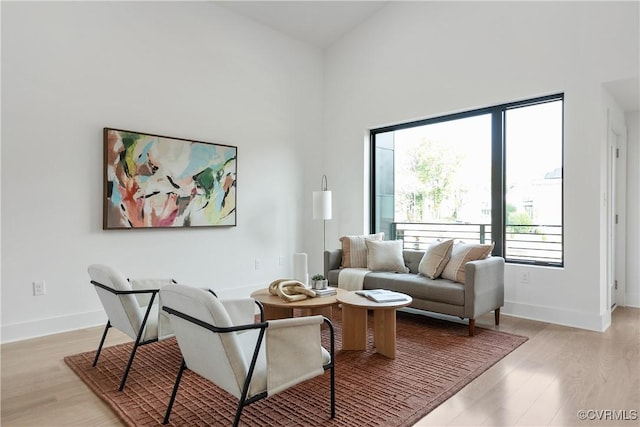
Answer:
103;128;237;229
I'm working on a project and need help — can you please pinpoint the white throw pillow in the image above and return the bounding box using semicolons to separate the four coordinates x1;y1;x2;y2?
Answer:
441;242;494;284
339;233;384;268
365;239;409;273
418;239;454;279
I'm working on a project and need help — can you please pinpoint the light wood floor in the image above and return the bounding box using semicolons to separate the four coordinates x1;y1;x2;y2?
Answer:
2;307;639;427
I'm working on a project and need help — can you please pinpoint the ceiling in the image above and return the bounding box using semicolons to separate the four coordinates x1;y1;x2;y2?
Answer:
215;1;388;49
604;78;640;113
215;1;639;112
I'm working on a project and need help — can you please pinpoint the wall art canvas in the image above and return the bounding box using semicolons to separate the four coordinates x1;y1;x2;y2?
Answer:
104;128;237;229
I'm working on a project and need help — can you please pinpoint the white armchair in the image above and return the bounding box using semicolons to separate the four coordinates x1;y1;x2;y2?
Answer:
160;284;335;426
87;264;175;391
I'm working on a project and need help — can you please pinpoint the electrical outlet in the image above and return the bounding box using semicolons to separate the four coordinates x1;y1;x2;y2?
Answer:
520;272;530;284
33;281;46;296
254;258;261;270
278;255;285;266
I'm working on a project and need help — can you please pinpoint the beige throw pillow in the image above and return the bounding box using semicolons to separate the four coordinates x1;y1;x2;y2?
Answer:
365;239;409;273
340;233;384;268
418;239;454;279
441;242;494;284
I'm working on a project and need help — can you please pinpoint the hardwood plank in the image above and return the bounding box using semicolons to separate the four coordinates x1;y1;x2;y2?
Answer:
415;307;640;427
1;325;130;427
2;308;638;427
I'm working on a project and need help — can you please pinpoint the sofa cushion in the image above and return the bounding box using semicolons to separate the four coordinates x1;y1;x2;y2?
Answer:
364;272;464;306
441;242;494;284
339;233;384;268
402;250;425;274
418;239;454;279
365;239;409;273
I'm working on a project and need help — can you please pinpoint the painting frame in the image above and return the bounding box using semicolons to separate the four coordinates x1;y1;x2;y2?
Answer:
103;128;237;229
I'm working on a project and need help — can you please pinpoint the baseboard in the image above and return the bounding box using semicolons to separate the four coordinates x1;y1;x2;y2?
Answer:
6;287;615;343
502;300;609;332
1;283;264;344
1;309;107;344
390;303;610;332
625;291;640;308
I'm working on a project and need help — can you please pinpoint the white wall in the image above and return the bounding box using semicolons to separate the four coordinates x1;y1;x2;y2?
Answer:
323;2;639;331
2;1;638;343
1;2;324;342
627;112;640;307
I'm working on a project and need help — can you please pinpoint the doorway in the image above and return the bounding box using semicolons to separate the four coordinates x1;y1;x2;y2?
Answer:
607;126;627;311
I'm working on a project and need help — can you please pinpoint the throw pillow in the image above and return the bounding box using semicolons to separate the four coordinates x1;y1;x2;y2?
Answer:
340;232;384;268
365;239;409;273
418;239;454;279
441;242;494;284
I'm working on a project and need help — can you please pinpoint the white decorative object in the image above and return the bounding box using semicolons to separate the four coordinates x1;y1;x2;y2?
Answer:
293;252;309;287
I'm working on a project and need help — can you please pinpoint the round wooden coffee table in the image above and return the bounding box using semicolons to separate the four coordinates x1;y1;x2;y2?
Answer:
250;287;347;320
337;291;412;359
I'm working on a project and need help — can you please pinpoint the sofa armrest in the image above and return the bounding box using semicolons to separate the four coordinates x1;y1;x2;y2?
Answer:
463;257;505;319
324;249;343;279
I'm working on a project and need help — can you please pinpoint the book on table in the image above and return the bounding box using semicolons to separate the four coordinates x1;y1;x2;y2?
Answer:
314;287;337;297
355;289;409;303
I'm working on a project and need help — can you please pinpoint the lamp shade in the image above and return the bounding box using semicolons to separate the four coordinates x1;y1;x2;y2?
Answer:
313;190;332;220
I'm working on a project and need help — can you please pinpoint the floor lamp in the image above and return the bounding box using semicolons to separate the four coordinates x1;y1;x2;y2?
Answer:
313;175;332;253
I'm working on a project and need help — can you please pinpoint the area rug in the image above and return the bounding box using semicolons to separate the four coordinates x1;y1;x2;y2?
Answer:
64;311;527;426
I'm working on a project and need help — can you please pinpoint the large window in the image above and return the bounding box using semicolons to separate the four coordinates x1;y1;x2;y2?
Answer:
371;94;564;267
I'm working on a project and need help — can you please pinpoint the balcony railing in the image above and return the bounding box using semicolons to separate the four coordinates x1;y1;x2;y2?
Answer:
390;222;562;265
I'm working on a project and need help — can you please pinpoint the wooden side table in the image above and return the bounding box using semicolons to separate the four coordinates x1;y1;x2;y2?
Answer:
250;287;346;320
336;291;412;359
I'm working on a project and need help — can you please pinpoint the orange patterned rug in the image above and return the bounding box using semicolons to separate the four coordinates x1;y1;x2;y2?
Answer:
64;310;527;426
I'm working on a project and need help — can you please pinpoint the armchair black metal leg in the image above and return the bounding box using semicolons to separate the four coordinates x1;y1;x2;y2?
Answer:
330;365;335;419
232;327;266;427
92;321;111;367
163;359;186;425
119;340;141;391
119;297;156;391
324;317;336;419
233;400;246;427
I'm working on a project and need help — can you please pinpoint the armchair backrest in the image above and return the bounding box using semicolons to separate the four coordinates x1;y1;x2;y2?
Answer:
160;284;249;399
88;264;143;340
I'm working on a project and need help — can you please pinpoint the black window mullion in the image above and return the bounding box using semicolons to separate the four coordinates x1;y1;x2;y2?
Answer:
491;109;505;257
369;132;376;234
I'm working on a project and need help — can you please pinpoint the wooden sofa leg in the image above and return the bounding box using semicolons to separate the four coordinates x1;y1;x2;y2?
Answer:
468;319;475;337
495;308;501;325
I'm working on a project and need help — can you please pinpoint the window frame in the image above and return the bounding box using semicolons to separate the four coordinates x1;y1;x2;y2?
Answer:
370;93;564;267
